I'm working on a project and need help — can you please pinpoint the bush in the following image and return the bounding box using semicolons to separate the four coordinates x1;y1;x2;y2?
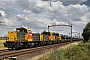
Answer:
48;49;66;60
65;45;90;60
45;42;90;60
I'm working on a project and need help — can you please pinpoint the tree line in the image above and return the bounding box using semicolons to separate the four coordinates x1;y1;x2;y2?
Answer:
82;21;90;43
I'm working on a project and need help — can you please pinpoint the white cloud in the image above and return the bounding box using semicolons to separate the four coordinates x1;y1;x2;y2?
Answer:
66;4;89;22
0;11;6;17
0;0;90;36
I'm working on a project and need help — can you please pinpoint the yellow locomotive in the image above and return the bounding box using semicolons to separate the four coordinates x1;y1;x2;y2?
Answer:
4;27;62;49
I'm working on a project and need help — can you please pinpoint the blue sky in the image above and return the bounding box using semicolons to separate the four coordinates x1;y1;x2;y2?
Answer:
81;0;90;7
62;0;90;7
0;0;90;37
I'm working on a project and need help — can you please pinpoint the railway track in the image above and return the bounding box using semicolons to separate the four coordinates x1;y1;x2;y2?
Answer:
0;41;80;60
0;49;9;53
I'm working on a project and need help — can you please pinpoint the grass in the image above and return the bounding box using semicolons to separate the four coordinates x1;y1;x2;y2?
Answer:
38;41;90;60
0;40;6;49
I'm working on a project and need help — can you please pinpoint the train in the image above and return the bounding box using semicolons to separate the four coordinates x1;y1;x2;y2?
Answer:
4;27;80;49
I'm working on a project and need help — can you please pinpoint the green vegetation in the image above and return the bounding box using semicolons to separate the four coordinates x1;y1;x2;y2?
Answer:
39;42;90;60
0;37;6;49
82;21;90;43
0;43;4;49
0;40;6;49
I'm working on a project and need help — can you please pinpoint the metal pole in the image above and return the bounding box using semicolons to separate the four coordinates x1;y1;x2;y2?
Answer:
71;25;72;42
79;33;80;39
69;33;70;37
48;25;49;32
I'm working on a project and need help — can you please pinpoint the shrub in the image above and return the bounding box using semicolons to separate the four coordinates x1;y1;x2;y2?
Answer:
45;42;90;60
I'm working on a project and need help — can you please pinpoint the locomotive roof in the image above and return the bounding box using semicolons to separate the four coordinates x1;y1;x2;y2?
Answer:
16;28;27;30
16;27;31;30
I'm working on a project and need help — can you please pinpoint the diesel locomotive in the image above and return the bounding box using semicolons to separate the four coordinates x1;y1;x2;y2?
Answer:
4;27;62;49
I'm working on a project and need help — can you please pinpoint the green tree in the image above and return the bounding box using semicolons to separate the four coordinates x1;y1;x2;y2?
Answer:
82;21;90;43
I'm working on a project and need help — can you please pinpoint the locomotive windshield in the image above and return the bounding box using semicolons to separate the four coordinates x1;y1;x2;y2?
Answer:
28;30;32;33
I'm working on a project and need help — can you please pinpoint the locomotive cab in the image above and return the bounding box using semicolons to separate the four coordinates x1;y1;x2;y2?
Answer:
52;33;62;41
4;27;32;49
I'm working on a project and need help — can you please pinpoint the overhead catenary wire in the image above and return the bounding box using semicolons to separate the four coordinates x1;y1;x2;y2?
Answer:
14;0;51;25
1;0;47;26
0;7;22;28
0;1;32;22
0;5;26;23
1;0;67;31
15;0;29;8
1;0;30;15
2;0;61;26
1;0;28;17
0;6;46;30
